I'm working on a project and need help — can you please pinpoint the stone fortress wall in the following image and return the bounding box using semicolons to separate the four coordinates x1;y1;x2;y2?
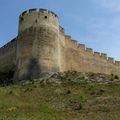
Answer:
0;8;120;80
0;38;17;72
64;35;120;76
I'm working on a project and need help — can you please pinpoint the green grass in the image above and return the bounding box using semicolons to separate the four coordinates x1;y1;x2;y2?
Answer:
0;80;120;120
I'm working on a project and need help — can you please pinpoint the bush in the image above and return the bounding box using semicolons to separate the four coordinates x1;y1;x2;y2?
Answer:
0;71;14;86
111;73;114;77
110;74;119;81
110;73;114;81
8;90;13;95
74;103;83;111
66;90;71;94
89;72;95;77
114;75;119;80
110;77;114;81
69;100;83;111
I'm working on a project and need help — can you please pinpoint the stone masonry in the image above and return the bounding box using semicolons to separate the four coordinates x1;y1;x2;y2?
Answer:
0;8;120;80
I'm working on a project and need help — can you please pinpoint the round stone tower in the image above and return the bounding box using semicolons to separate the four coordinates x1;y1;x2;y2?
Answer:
16;8;60;80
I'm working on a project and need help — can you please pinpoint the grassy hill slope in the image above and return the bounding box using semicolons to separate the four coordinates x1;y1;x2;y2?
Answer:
0;72;120;120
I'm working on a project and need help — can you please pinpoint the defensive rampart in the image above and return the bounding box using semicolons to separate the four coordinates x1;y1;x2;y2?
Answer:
0;8;120;81
64;36;120;75
0;38;17;73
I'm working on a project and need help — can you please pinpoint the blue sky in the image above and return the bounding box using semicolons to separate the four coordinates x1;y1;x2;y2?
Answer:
0;0;120;60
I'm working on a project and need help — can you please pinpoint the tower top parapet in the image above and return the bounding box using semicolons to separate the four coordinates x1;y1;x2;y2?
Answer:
19;8;59;32
20;8;58;18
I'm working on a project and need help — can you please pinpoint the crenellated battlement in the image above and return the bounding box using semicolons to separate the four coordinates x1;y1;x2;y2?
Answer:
21;10;28;16
115;61;120;65
20;8;58;18
94;52;101;57
19;8;59;32
86;48;93;55
65;35;71;39
59;26;64;34
29;8;37;12
65;35;78;49
101;53;107;59
71;39;77;45
108;57;114;64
